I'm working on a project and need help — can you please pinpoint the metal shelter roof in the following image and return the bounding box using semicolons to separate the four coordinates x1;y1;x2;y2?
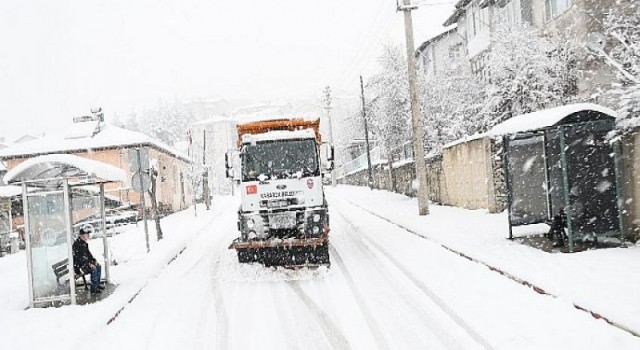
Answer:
3;154;127;187
489;103;618;137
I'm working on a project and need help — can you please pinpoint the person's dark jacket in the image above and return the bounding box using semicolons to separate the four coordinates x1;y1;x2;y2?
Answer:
72;237;96;274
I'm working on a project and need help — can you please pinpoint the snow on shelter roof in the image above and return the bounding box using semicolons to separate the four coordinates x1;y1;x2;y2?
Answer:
0;123;189;162
3;154;127;185
489;103;618;137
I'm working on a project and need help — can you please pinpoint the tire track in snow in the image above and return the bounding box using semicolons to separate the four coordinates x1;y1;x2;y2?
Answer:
339;196;640;339
328;244;391;350
334;209;487;350
106;208;222;326
211;258;230;350
272;283;318;349
287;281;352;350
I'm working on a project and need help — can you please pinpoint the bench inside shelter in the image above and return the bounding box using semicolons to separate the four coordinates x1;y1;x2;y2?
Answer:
52;258;89;291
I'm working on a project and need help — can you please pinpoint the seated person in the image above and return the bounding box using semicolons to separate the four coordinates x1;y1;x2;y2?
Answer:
72;227;103;294
546;209;567;247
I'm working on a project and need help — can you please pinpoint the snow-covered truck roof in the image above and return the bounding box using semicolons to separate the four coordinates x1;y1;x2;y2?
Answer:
237;118;321;146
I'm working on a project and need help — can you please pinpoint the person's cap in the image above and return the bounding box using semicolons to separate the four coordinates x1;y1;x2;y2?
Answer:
79;228;91;236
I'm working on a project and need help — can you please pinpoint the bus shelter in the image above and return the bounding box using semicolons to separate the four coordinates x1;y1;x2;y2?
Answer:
3;154;126;307
491;104;623;252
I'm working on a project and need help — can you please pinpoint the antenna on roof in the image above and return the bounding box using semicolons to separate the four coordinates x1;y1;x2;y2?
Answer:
73;107;104;123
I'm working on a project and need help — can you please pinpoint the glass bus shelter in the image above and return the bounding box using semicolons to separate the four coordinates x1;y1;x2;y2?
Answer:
4;154;125;307
492;104;623;253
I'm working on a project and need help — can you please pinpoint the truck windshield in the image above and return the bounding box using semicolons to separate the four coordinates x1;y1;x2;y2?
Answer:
242;139;318;181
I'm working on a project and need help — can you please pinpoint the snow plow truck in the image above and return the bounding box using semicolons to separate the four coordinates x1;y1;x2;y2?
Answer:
225;118;334;267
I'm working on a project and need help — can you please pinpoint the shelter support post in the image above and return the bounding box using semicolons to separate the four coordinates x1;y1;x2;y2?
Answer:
100;183;110;283
613;140;625;237
22;182;35;309
559;127;574;253
63;179;77;305
503;136;514;240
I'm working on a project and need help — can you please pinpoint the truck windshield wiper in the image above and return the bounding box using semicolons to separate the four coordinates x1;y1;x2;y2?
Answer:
245;153;273;179
283;152;314;176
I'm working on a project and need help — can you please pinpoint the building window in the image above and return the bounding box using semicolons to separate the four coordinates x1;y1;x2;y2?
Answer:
545;0;571;21
449;43;462;59
471;54;488;81
466;1;490;38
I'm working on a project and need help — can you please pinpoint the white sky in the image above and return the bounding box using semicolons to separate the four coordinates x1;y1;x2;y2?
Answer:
0;0;454;140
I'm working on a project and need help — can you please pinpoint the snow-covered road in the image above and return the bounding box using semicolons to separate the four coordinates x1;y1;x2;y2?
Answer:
85;191;640;350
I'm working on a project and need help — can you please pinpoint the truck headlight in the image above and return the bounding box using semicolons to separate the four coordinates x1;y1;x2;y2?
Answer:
246;218;255;229
313;213;321;223
312;226;320;235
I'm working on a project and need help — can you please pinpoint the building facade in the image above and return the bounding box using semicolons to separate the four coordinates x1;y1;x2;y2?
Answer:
0;121;192;213
416;27;467;79
441;0;630;99
189;117;237;196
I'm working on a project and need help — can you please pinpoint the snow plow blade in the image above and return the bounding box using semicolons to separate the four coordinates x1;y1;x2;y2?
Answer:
229;236;330;267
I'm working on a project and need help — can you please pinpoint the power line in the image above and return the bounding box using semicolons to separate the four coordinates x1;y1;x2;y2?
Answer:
339;15;400;90
334;0;393;89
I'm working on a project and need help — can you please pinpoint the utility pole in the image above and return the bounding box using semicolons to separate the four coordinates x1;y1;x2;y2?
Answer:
203;129;211;210
188;129;197;217
136;148;150;252
399;0;429;215
323;86;336;187
360;75;374;190
225;121;235;196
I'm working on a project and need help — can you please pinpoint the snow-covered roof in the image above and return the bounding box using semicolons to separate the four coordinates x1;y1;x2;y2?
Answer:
0;185;22;198
489;103;618;137
192;115;235;126
4;154;127;185
241;129;317;144
416;25;458;57
0;123;188;162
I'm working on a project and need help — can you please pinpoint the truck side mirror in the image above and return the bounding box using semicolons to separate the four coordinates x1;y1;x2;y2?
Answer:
326;160;334;171
226;168;234;178
225;152;231;169
321;142;334;161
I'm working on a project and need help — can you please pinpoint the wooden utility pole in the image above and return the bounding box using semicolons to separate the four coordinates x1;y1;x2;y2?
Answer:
203;129;211;210
323;86;337;187
360;75;374;190
400;0;429;215
136;148;150;252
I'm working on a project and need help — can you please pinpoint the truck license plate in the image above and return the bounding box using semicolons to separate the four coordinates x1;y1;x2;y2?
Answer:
269;213;296;229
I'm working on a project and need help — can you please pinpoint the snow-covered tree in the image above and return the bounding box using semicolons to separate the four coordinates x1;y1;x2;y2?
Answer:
594;5;640;125
138;102;195;146
123;112;141;132
419;59;485;153
118;102;196;146
366;45;412;156
482;23;579;128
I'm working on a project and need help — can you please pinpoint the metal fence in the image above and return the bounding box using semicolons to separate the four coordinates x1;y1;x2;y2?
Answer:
336;141;414;180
